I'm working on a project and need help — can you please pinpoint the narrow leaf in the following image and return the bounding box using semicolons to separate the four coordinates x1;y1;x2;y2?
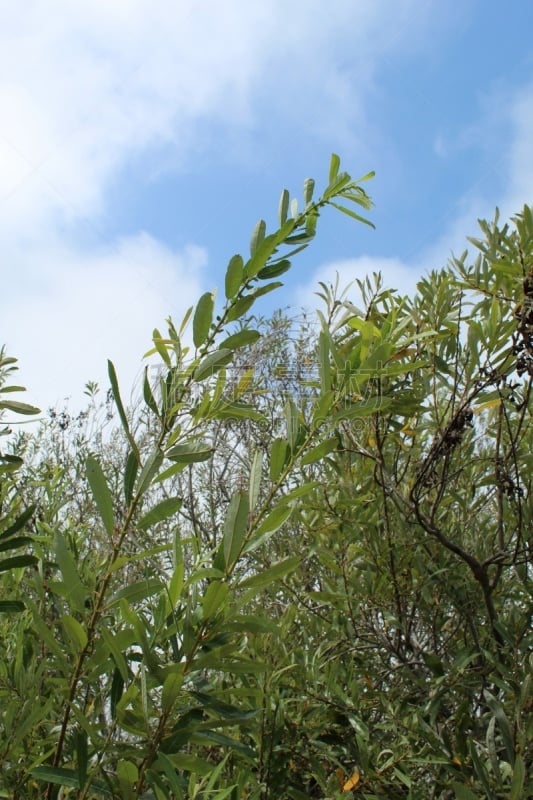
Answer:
250;219;266;256
108;578;164;608
226;294;256;322
0;554;38;572
54;532;86;613
329;153;341;183
108;361;140;460
278;188;290;225
223;491;249;569
0;600;25;612
257;259;292;280
202;579;230;619
269;437;288;481
193;292;214;348
194;348;233;381
61;614;88;652
303;177;315;205
0;399;40;415
124;450;139;505
0;505;35;540
225;254;244;299
219;329;260;350
143;367;160;417
213;403;266;423
137;497;182;530
300;436;338;466
249;449;263;510
161;669;184;713
86;455;115;537
166;441;212;463
330;201;375;228
239;557;300;590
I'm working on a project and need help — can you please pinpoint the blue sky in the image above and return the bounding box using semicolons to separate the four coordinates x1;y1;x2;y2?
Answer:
1;0;532;411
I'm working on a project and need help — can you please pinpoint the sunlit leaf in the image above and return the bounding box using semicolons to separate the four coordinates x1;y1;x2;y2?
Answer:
193;291;214;348
225;254;244;299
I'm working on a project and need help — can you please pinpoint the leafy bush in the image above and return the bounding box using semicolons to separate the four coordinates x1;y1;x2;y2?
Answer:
0;161;531;800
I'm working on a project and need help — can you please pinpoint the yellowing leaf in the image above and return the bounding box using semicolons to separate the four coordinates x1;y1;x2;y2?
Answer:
342;770;360;791
474;398;501;413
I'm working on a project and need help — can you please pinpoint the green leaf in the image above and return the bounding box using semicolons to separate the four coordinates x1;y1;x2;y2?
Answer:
303;177;315;205
54;532;87;613
0;399;40;415
300;436;339;465
223;491;249;569
86;455;115;537
219;329;260;350
193;291;214;348
255;503;293;538
226;294;256;322
161;669;184;713
117;760;138;797
239;556;300;591
257;259;292;280
61;614;88;652
202;579;230;619
250;219;266;256
213;402;266;423
452;783;480;800
153;752;191;795
332;395;392;421
194;348;233;381
278;188;290;225
166;441;212;463
329;153;341;184
101;627;129;681
150;328;172;366
250;280;283;298
225;254;244;299
30;767;113;795
280;482;319;503
270;437;288;481
0;553;38;572
143;366;160;417
75;730;88;789
249;449;263;510
245;504;293;553
108;361;140;461
284;398;299;449
138;497;182;530
245;235;281;279
135;447;164;496
330;201;375;228
124;449;139;505
0;535;32;553
484;691;515;765
0;505;35;540
0;600;25;612
510;754;525;800
190;691;257;721
108;578;164;608
30;767;80;789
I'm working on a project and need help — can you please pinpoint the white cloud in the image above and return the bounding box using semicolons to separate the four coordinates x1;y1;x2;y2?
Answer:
0;0;445;410
4;235;206;410
0;0;443;233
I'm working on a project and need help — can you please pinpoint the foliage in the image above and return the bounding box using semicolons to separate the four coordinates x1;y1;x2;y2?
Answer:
0;158;531;800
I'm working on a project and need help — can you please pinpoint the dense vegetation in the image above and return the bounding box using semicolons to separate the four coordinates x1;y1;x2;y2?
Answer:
0;157;531;799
